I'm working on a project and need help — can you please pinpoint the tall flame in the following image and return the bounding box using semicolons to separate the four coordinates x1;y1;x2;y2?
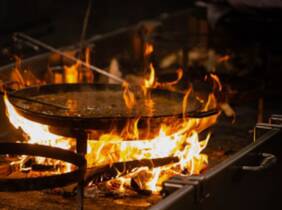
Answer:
122;82;136;110
144;63;156;90
182;86;192;118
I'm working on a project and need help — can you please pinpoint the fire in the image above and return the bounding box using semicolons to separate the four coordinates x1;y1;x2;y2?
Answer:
144;43;154;56
143;43;155;94
4;84;218;192
144;63;156;90
10;56;42;89
80;47;94;83
156;68;184;91
217;55;231;63
3;49;222;194
53;72;63;84
144;167;161;192
182;87;192;118
210;73;222;92
120;118;140;140
4;94;73;172
10;51;94;86
10;57;25;88
55;48;94;84
64;62;80;84
86;115;216;193
141;63;184;116
140;63;156;114
122;82;136;110
143;64;184;93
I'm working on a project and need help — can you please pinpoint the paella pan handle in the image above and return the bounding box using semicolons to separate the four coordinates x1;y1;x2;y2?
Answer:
241;153;277;172
185;108;219;118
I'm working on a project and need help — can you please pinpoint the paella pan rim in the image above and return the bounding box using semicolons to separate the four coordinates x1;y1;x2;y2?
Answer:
9;83;219;129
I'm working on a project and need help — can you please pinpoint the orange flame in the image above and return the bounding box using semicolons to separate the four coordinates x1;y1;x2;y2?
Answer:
210;73;222;92
143;64;183;93
53;72;64;84
144;43;154;56
4;94;73;172
4;88;218;192
156;68;183;91
182;86;192;118
10;57;25;88
217;55;231;63
87;123;212;193
120;118;140;140
10;49;93;88
4;55;222;193
80;47;94;83
51;48;93;84
10;56;42;89
144;63;156;89
64;62;80;84
122;82;136;110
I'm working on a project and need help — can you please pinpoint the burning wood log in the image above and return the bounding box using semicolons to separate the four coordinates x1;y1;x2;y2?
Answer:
85;156;179;185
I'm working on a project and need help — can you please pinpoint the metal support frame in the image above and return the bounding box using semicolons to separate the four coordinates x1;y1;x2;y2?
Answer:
75;130;88;210
0;143;85;191
254;114;282;141
163;175;208;203
158;114;282;210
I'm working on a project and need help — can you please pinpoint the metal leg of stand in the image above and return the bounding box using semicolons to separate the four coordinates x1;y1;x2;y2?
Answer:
77;181;84;210
269;114;282;126
76;131;87;210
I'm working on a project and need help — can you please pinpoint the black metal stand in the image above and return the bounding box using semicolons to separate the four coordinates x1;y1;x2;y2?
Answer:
75;130;88;210
254;114;282;142
0;143;85;191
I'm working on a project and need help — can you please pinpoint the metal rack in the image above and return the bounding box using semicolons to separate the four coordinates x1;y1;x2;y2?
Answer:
0;142;86;209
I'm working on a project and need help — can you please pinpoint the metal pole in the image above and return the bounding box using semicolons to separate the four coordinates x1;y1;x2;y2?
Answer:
75;130;88;210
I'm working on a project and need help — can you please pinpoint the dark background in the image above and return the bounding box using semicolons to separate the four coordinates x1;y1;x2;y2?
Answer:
0;0;193;47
